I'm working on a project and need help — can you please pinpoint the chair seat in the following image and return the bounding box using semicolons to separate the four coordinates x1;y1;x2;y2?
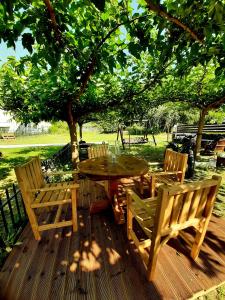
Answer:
15;157;79;240
129;197;158;238
127;175;222;281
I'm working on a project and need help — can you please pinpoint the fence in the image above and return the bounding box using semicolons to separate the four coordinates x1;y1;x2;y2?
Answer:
0;144;73;266
0;142;97;266
172;123;225;143
0;184;27;266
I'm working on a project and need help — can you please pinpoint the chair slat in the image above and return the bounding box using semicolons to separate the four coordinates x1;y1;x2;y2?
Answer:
127;175;222;282
15;157;79;240
170;193;184;226
178;191;194;223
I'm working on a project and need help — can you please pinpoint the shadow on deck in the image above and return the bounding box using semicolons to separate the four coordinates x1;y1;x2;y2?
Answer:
0;179;225;300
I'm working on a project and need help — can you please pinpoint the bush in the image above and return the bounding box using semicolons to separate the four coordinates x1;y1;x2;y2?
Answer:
127;124;153;135
49;122;69;134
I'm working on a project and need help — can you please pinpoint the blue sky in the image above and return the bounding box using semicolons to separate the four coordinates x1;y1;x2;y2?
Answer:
0;41;28;65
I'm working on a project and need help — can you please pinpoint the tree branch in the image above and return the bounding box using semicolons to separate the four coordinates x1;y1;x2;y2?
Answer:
78;14;150;97
43;0;62;45
43;0;79;59
205;95;225;110
145;0;203;44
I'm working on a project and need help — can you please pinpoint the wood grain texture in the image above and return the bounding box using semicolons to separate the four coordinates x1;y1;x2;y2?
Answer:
78;155;149;180
0;179;225;300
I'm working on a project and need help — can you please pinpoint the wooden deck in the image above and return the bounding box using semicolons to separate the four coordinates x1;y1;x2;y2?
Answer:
1;179;225;300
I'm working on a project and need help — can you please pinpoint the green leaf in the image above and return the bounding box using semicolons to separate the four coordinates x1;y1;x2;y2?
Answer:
22;33;34;53
117;50;126;67
90;0;105;12
215;66;223;76
128;42;141;59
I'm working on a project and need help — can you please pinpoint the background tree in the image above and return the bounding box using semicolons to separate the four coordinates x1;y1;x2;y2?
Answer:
0;0;225;165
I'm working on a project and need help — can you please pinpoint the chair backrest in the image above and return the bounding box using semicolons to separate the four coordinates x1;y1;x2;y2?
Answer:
155;175;221;238
15;157;44;204
163;149;188;182
215;139;225;153
88;144;108;159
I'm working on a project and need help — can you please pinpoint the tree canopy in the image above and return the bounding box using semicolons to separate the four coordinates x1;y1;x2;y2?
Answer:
0;0;225;164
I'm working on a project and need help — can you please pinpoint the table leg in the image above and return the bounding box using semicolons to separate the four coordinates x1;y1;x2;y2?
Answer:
109;179;126;224
90;179;126;225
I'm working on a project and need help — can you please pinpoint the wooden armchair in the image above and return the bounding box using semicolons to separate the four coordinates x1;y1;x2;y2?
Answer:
88;144;109;158
127;175;222;281
15;157;79;240
136;149;188;197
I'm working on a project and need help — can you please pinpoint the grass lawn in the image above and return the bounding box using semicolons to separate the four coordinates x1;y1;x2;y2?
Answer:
0;146;62;193
0;132;225;298
0;131;225;216
0;133;70;145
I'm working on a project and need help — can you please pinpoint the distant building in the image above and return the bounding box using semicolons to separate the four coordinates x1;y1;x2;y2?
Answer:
0;110;51;135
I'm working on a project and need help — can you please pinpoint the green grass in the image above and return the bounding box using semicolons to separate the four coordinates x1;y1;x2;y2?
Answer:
0;131;224;217
0;131;166;145
0;133;70;145
0;132;225;298
0;132;167;191
0;146;61;193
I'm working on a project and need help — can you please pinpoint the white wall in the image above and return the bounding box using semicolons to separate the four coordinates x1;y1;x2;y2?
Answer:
0;110;51;134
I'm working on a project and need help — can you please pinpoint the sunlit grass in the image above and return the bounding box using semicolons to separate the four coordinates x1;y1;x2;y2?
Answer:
0;133;70;145
0;146;61;192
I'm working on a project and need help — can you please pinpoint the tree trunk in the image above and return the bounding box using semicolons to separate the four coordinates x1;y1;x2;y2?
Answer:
166;126;170;142
79;122;83;140
195;108;208;159
67;101;79;169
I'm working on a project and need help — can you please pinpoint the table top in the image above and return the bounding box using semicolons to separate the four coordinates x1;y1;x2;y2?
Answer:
78;154;149;180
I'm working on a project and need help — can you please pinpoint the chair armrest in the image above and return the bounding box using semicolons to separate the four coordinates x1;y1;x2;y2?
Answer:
45;170;79;176
142;197;158;203
29;182;79;192
144;171;182;183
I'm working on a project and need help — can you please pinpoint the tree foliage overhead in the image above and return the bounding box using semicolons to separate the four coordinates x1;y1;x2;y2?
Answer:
0;0;225;164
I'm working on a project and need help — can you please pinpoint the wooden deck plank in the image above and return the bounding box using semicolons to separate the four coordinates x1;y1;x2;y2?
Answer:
109;215;161;300
0;179;225;300
31;211;68;300
92;212;117;300
64;216;81;299
76;209;97;300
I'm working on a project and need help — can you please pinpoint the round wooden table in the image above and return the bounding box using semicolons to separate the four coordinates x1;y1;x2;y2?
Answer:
78;155;149;219
78;154;149;181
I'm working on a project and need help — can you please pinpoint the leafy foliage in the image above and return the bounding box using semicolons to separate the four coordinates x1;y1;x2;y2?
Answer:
0;0;225;164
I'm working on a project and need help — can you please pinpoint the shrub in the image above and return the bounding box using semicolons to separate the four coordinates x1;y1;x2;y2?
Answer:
49;122;69;134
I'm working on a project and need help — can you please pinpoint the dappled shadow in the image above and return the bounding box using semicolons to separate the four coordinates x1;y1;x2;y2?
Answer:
122;143;165;163
2;180;225;300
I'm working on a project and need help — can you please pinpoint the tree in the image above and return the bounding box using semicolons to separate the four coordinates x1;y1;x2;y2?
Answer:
143;62;225;156
0;0;225;165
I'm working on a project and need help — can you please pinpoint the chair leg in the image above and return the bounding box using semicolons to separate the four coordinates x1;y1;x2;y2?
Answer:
71;189;78;232
127;207;133;240
140;175;144;196
191;226;207;260
146;236;161;281
26;206;41;240
150;176;155;198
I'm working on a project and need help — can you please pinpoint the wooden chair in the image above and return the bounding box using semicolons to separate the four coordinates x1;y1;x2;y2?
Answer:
15;157;79;240
127;175;222;281
87;144;110;212
136;149;188;197
88;144;109;158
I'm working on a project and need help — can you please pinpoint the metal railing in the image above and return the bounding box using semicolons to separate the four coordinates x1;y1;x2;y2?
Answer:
0;184;27;241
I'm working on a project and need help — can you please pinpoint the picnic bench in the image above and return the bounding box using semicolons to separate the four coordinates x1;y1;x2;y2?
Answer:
172;123;225;153
172;123;225;144
0;132;15;139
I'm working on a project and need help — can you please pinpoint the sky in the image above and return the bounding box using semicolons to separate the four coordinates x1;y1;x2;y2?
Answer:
0;41;28;65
